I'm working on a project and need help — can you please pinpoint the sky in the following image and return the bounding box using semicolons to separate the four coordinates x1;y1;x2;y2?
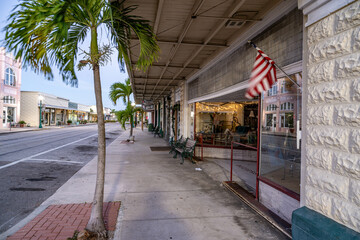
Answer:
0;1;129;110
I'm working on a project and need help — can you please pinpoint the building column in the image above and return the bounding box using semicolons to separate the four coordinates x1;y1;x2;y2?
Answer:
293;1;360;239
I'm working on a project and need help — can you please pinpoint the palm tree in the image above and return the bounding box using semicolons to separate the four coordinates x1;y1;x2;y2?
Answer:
110;78;138;137
109;78;132;105
4;0;158;236
116;103;142;136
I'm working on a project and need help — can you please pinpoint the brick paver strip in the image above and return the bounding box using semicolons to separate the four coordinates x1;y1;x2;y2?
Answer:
7;202;121;240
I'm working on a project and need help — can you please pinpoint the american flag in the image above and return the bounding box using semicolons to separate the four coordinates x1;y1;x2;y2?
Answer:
245;47;277;99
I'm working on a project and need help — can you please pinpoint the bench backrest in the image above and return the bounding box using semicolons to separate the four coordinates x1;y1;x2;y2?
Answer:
186;139;196;148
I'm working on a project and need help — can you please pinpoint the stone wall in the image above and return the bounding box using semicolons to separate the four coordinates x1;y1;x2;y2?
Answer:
303;1;360;232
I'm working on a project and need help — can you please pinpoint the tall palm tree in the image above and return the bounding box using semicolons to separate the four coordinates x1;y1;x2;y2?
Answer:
109;78;132;105
4;0;158;236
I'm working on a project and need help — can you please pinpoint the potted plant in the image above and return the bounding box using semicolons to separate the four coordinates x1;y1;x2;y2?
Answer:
18;120;26;128
67;120;72;125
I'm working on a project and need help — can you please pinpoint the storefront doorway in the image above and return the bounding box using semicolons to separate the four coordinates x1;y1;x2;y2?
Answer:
2;107;6;127
3;107;16;128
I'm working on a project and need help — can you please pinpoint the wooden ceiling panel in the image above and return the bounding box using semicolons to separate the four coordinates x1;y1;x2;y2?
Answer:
124;0;283;103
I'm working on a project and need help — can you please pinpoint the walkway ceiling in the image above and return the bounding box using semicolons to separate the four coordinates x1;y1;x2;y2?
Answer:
123;0;283;104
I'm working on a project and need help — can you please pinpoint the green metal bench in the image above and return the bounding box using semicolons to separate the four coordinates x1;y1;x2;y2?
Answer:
173;138;197;164
169;136;186;154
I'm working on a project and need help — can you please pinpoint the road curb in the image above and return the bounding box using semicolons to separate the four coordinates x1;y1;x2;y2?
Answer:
111;202;125;240
0;205;48;240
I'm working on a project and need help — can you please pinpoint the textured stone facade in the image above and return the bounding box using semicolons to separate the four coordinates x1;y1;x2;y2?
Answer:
304;1;360;232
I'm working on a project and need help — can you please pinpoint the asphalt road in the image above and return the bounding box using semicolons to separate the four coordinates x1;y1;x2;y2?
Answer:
0;123;124;234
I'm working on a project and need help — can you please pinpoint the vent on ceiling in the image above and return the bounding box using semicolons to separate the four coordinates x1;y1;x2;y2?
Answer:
225;20;245;28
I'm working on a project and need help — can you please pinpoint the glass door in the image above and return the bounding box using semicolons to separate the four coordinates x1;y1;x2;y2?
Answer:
3;107;7;127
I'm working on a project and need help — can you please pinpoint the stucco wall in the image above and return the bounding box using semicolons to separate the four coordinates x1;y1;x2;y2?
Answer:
303;1;360;232
20;92;40;127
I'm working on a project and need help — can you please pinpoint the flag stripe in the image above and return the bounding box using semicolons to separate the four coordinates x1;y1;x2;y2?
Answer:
246;48;277;99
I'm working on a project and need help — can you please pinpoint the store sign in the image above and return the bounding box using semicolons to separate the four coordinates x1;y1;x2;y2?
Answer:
68;102;78;109
143;104;154;111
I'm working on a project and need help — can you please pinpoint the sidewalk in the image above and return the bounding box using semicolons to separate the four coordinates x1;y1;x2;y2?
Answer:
1;127;289;240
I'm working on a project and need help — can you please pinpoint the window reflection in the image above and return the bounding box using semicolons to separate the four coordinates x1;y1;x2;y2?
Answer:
260;73;302;194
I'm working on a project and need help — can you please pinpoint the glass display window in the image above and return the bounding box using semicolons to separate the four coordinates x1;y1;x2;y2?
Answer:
260;73;302;195
195;101;258;147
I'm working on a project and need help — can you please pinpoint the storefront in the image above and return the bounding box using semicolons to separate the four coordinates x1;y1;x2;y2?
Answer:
126;0;360;237
185;7;303;225
0;49;22;129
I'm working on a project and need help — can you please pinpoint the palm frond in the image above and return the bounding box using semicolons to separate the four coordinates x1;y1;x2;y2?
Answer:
109;78;132;105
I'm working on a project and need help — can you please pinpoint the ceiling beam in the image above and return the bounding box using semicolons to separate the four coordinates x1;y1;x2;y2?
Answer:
153;0;164;34
155;0;247;100
132;62;200;69
131;38;228;48
192;15;262;22
134;83;178;87
141;0;165;101
134;77;185;81
149;0;206;98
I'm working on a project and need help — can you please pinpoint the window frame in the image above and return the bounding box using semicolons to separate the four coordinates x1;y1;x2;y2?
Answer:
4;68;16;87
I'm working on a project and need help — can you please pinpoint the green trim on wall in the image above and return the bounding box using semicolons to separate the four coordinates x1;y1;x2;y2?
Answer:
292;207;360;240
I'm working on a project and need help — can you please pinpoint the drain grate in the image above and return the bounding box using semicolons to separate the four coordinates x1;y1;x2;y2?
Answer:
10;187;45;191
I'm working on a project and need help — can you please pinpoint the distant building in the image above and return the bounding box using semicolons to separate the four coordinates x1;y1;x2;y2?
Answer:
0;48;21;129
20;91;98;126
20;91;112;126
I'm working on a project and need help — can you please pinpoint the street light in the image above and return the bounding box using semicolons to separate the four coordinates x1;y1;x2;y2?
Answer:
39;95;44;128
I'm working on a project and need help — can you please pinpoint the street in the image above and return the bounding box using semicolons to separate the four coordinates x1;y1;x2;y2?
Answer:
0;123;124;234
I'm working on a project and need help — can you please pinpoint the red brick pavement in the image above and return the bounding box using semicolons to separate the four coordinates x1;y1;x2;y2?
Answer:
6;202;121;240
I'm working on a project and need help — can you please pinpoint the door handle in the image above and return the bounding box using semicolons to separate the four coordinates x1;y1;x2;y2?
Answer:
296;120;301;149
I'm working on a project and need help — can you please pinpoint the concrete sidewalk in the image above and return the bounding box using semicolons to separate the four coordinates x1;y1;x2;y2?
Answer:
1;127;288;240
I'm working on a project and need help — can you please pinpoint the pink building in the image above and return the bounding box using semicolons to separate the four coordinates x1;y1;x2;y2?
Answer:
0;48;22;129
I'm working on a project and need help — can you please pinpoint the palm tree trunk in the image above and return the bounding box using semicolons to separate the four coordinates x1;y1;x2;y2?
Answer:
130;114;133;137
86;27;106;235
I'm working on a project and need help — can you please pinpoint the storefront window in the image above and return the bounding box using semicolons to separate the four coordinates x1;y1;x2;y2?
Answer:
260;73;302;195
195;101;258;147
3;96;16;104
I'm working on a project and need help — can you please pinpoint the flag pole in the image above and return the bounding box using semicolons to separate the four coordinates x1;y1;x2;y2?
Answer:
248;40;301;89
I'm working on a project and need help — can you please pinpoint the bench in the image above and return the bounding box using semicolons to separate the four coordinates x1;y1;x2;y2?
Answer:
173;138;197;164
169;136;186;154
153;126;159;136
154;127;163;138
